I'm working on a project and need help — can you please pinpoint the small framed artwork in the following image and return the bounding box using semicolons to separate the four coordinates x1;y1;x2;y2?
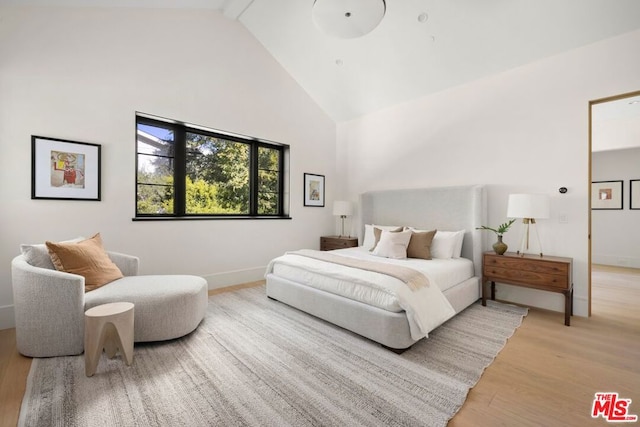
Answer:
31;135;101;201
591;180;623;210
303;173;325;207
631;180;640;210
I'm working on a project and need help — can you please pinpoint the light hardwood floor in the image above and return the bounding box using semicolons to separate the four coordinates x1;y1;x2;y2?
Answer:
1;268;638;427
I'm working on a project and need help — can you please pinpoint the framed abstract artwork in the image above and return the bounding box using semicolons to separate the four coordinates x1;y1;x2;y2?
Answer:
591;180;623;210
31;135;101;201
303;173;324;207
631;179;640;210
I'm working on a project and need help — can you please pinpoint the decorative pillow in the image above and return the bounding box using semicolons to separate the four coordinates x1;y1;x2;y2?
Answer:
362;224;402;250
406;229;437;260
20;237;85;269
370;226;403;251
431;230;465;259
372;229;412;259
46;233;123;292
451;230;465;258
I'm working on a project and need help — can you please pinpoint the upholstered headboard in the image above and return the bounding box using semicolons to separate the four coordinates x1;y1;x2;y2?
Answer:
359;185;487;277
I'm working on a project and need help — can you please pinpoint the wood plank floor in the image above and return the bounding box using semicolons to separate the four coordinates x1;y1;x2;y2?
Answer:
1;268;638;427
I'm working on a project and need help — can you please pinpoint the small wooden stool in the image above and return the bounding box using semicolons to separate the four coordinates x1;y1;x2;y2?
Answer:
84;302;134;377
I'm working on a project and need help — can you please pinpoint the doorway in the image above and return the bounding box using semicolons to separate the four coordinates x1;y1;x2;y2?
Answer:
589;90;640;315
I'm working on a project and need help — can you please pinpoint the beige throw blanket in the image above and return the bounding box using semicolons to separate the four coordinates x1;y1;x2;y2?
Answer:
288;249;429;291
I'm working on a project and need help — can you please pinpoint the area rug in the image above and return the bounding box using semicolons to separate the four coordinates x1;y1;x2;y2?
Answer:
19;285;528;427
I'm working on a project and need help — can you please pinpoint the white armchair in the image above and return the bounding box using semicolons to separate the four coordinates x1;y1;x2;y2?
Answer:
11;252;140;357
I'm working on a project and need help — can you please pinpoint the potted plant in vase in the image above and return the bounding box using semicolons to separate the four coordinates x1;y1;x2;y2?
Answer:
476;219;516;255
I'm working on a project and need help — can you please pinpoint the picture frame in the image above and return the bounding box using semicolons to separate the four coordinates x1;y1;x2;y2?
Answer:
591;180;623;210
631;180;640;210
303;173;325;207
31;135;101;201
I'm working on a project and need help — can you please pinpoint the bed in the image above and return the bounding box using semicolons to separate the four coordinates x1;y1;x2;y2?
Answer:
266;185;487;351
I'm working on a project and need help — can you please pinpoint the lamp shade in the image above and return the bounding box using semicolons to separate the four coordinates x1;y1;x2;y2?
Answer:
507;194;550;219
333;200;353;216
312;0;386;39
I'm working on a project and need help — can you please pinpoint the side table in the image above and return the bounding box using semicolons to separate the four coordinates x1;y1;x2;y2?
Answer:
84;302;135;377
482;252;573;326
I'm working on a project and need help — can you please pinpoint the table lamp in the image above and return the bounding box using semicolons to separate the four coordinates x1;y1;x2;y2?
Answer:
333;201;353;237
507;194;550;257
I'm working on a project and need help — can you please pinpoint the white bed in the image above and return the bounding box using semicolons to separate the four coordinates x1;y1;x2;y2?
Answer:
266;185;487;351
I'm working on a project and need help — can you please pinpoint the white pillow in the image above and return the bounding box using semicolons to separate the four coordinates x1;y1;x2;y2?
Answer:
362;224;402;250
431;230;465;259
372;229;412;259
453;231;465;258
438;230;465;258
20;237;85;269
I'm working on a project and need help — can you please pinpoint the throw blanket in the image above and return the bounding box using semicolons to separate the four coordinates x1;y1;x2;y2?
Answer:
266;250;456;339
288;249;429;291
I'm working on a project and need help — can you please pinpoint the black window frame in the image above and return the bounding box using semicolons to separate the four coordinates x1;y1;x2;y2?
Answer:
135;114;289;220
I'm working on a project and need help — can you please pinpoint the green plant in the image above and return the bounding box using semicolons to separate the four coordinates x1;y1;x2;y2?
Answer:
476;219;516;236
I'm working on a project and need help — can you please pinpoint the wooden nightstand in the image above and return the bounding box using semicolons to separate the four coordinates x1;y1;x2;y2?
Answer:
482;252;573;326
320;236;358;251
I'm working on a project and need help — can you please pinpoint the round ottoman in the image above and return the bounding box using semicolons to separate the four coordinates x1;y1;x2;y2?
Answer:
84;275;208;342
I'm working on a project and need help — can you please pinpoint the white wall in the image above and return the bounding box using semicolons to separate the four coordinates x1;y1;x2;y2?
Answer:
592;147;640;268
592;114;640;152
337;29;640;317
0;6;336;329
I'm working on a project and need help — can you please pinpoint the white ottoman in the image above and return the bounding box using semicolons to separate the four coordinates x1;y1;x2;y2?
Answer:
85;275;208;342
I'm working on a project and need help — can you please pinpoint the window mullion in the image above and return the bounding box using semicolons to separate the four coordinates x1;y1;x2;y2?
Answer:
250;143;258;215
174;126;186;216
278;146;284;216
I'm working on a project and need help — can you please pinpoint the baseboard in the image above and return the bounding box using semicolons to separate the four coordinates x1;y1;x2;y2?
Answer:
592;254;640;269
495;284;588;318
202;266;267;290
0;304;15;330
572;295;588;318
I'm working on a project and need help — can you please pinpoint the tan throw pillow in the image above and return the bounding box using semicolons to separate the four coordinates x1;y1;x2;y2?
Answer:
46;233;123;292
407;230;437;260
370;226;403;251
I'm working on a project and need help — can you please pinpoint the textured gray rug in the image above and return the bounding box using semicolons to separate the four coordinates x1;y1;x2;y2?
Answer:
20;285;528;427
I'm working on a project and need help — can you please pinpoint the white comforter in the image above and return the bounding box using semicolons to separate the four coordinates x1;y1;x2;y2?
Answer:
266;248;456;340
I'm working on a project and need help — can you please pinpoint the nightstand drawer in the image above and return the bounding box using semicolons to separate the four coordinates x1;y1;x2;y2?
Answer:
484;256;569;277
484;266;569;290
322;241;350;250
320;236;358;251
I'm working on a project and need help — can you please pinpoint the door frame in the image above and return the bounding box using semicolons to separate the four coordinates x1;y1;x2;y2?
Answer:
588;89;640;316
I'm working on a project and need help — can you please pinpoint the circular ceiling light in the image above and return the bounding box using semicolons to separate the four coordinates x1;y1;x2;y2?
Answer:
312;0;386;39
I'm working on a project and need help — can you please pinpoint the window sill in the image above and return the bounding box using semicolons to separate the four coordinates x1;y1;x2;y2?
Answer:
132;215;292;221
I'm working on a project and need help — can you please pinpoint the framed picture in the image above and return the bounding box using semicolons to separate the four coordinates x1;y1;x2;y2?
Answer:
303;173;325;207
631;180;640;210
31;135;101;201
591;180;623;210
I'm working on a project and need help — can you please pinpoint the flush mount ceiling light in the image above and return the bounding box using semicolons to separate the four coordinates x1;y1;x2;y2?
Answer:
312;0;386;39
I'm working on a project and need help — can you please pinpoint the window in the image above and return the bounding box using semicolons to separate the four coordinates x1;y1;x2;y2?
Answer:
136;114;288;219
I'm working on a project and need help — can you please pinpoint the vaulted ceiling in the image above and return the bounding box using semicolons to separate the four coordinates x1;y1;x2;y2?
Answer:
4;0;640;126
234;0;640;122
